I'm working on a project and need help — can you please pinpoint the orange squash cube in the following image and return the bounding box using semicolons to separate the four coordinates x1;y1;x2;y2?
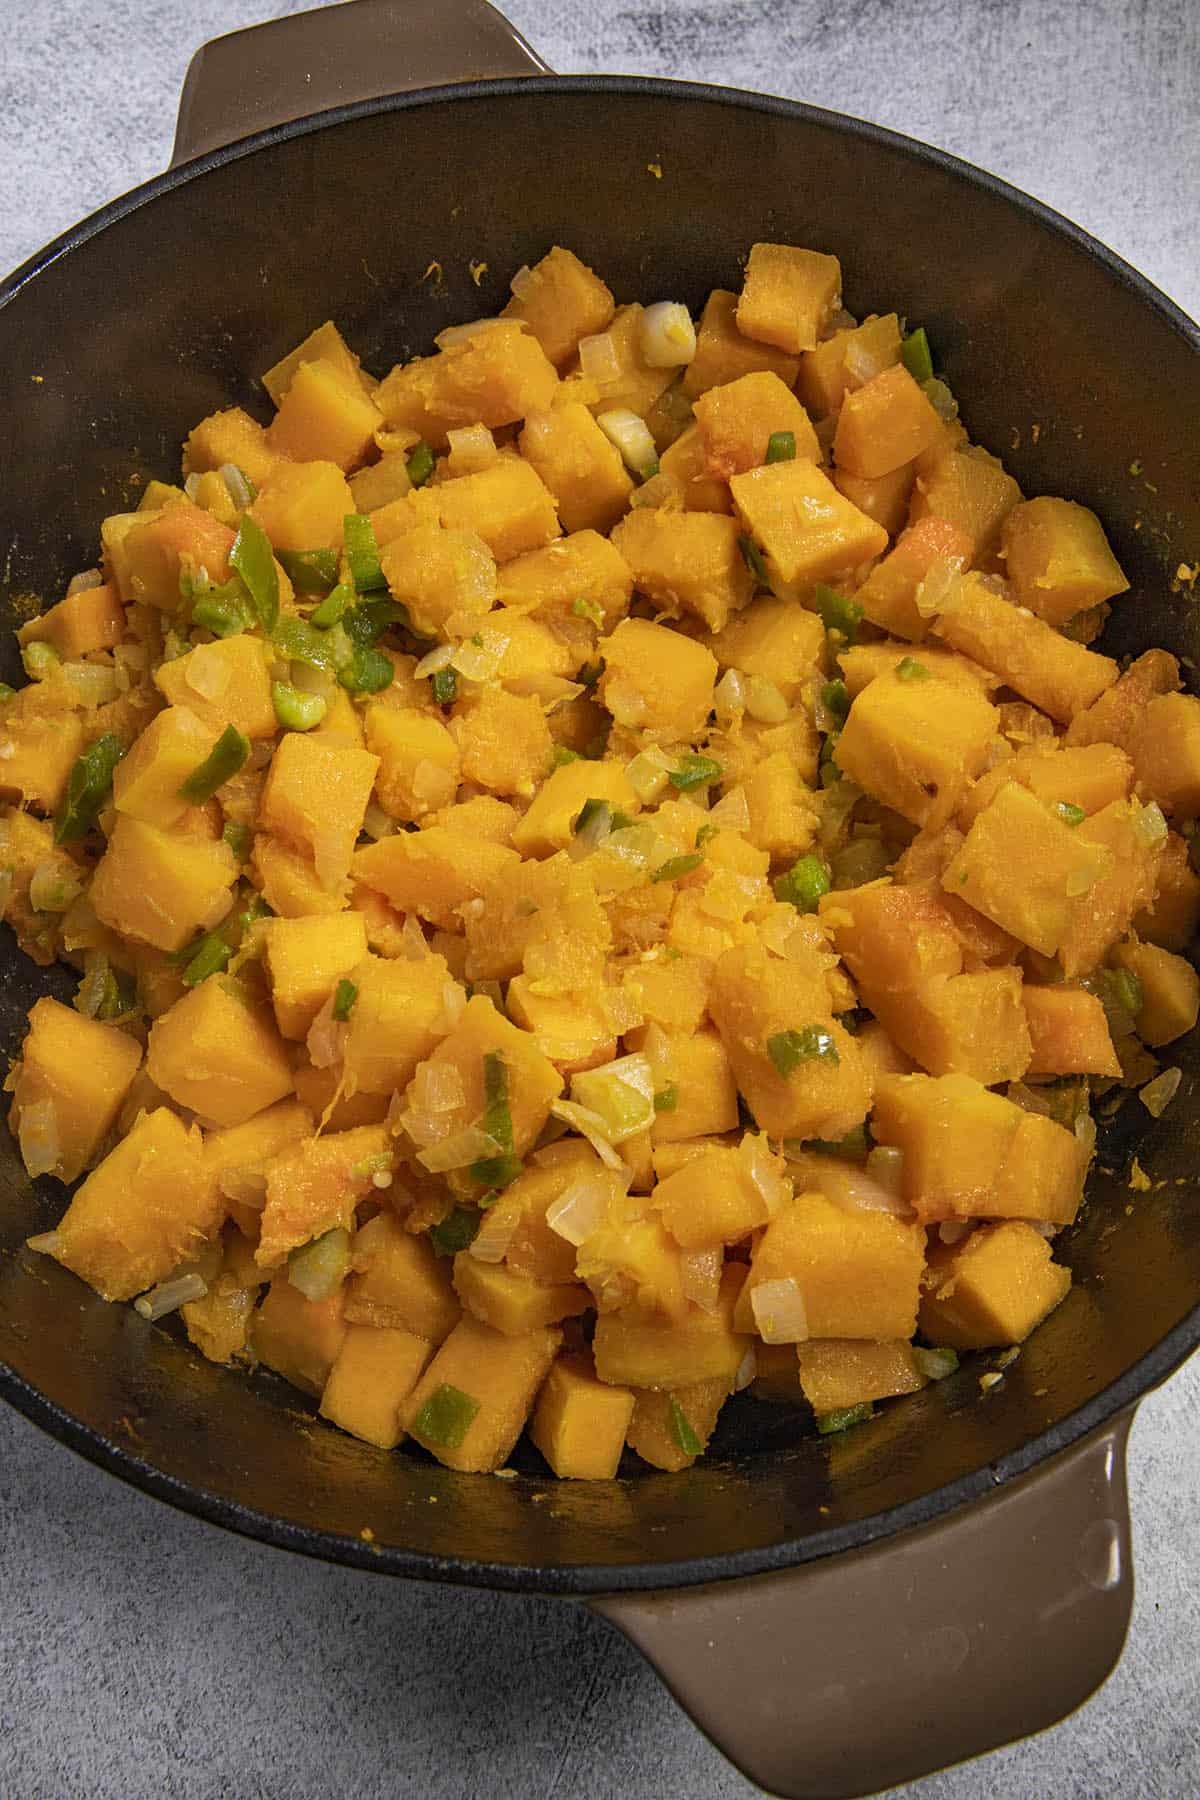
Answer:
251;1277;348;1397
256;1123;391;1270
249;459;355;551
730;459;888;589
266;357;382;471
692;371;820;477
519;403;634;534
909;445;1021;562
739;1192;926;1341
147;978;294;1127
452;1254;591;1336
379;521;496;638
259;733;380;889
112;705;219;831
706;594;826;703
352;825;519;928
592;1265;749;1389
405;994;563;1163
833;363;943;479
119;502;235;608
1134;831;1200;950
184;406;283;489
854;516;974;641
1129;691;1200;818
797;1338;927;1413
1001;496;1129;626
530;1354;635;1479
609;507;754;633
833;462;917;538
0;705;85;813
319;1323;432;1448
1111;939;1200;1046
658;421;736;513
19;582;125;660
365;705;460;822
377;321;559;448
90;815;237;952
155;634;277;740
683;288;801;400
1022;985;1121;1076
342;952;457;1095
344;1212;461;1341
503;246;615;367
626;1375;731;1471
918;1221;1071;1349
1055;800;1163;979
935;574;1118;724
599;616;717;742
496;528;633;628
402;1314;562;1472
1065;648;1179;753
263;911;369;1039
261;319;375;407
836;669;998;829
9;996;143;1185
737;243;842;354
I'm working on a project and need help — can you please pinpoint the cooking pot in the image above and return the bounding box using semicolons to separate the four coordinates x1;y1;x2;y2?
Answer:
1;4;1197;1794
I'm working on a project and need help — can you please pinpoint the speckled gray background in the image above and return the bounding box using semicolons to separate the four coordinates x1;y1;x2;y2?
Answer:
1;3;1198;1797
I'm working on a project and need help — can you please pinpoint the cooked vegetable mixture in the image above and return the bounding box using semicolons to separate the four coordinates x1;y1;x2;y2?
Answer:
9;241;1199;1479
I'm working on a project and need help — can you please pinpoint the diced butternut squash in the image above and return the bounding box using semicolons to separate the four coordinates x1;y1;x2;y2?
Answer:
379;521;496;639
583;303;677;420
119;503;235;609
33;1107;217;1302
147;978;293;1127
872;1071;1087;1225
503;246;615;367
251;1277;348;1397
737;243;842;355
738;1192;926;1340
1055;800;1163;979
344;1212;461;1340
730;459;888;589
839;642;996;698
111;705;219;830
600;616;717;742
203;1098;314;1236
796;1338;927;1414
918;1221;1071;1349
609;507;754;634
909;445;1021;562
181;1227;264;1365
9;996;142;1184
184;406;282;489
19;583;125;660
256;1123;390;1270
683;288;801;401
406;994;563;1162
253;835;348;919
267;357;383;471
592;1265;749;1388
519;403;634;534
530;1354;634;1478
870;969;1033;1086
319;1323;432;1448
365;705;460;822
506;977;617;1074
452;1254;591;1335
643;1027;739;1145
626;1375;731;1471
1129;692;1200;818
706;594;826;702
0;703;85;813
692;371;820;477
342;952;456;1094
352;826;519;928
259;733;380;888
402;1313;561;1472
249;459;354;552
449;685;553;800
836;670;998;829
820;882;964;996
1022;985;1121;1076
290;1065;390;1134
934;572;1118;724
1001;496;1129;626
652;1136;785;1248
833;364;943;479
155;634;277;739
263;911;369;1039
377;321;559;448
854;517;974;642
496;529;633;628
90;815;237;952
1111;940;1200;1046
262;319;375;407
834;461;916;539
1135;832;1200;950
1065;648;1179;753
658;422;735;514
511;761;639;860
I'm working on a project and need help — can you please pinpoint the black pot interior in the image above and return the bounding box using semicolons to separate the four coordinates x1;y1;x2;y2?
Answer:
1;82;1198;1591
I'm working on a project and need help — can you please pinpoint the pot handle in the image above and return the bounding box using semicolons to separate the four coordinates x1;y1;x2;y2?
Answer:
592;1412;1135;1800
171;0;549;167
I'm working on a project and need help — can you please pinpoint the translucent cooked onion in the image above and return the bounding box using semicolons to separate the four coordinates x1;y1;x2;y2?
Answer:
288;1227;352;1302
914;555;965;619
134;1271;209;1321
735;1346;758;1391
17;1099;60;1179
1134;801;1168;848
65;568;103;596
399;914;430;961
549;1100;627;1171
220;463;255;512
865;1145;906;1197
289;661;335;698
843;335;891;389
624;747;674;803
751;1277;809;1344
938;1219;974;1245
469;1206;518;1264
509;263;535;299
913;1346;959;1382
25;1229;65;1257
595;408;659;480
738;1133;791;1217
547;1169;617;1246
184;471;203;501
578;332;621;386
451;631;508;683
446;423;499;474
29;861;83;914
789;1152;911;1217
413;643;456;679
707;786;751;832
434;316;504;349
1074;1108;1098;1157
416;1125;504;1173
1139;1067;1181;1118
571;1053;655;1143
409;1058;467;1115
306;995;348;1069
638;301;697;368
714;668;747;721
361;801;396;841
185;641;233;700
680;1247;723;1312
436;978;467;1032
61;661;120;708
922;377;959;421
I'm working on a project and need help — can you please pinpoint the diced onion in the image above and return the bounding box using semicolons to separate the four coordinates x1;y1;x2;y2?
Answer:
624;747;674;804
306;995;348;1070
434;316;504;350
750;1277;809;1344
595;408;659;480
61;661;120;708
446;423;499;474
546;1169;616;1246
184;471;202;501
17;1099;61;1179
29;861;83;914
680;1247;723;1312
65;568;103;596
361;801;396;842
707;786;751;832
469;1206;519;1264
570;1053;656;1144
399;914;430;961
288;1227;352;1302
630;471;684;512
134;1272;209;1321
1140;1066;1181;1119
414;643;457;679
735;1345;759;1391
578;332;622;386
26;1230;65;1257
922;377;959;421
549;1100;627;1170
220;463;255;512
738;1133;792;1217
411;1059;467;1115
185;641;233;700
415;1125;504;1173
843;335;892;389
1074;1108;1098;1157
914;555;965;619
913;1346;959;1382
436;978;467;1032
788;1151;911;1217
1134;802;1168;848
509;263;535;299
714;668;747;720
865;1145;906;1197
638;301;697;369
742;675;789;723
451;630;508;683
289;661;335;698
938;1219;974;1245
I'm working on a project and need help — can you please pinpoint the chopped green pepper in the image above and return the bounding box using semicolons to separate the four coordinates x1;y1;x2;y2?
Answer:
429;1207;481;1257
332;978;358;1022
550;745;580;769
277;547;339;593
482;1051;514;1154
814;583;864;642
737;535;769;584
765;429;796;464
574;797;613;838
805;1124;868;1159
272;681;327;732
773;853;831;911
344;595;408;650
695;822;719;848
900;326;934;385
54;733;125;844
767;1025;840;1077
669;1397;704;1457
180;931;234;986
468;1152;523;1190
272;615;340;671
343;513;387;593
432;666;459;706
412;1382;480;1449
338;646;394;695
895;656;930;681
1056;801;1086;827
817;1401;874;1436
222;820;251;860
178;724;250;802
309;582;354;629
652;852;705;883
653;1084;679;1113
191;579;253;639
670;753;724;791
229;512;280;633
571;596;605;627
406;440;436;489
821;678;850;725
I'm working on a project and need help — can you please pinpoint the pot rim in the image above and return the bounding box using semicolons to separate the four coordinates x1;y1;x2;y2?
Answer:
1;73;1198;1594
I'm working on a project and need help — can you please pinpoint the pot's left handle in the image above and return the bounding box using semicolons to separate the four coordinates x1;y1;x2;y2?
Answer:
171;0;549;167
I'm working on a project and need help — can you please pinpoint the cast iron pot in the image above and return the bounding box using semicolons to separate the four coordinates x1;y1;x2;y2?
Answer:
1;4;1198;1794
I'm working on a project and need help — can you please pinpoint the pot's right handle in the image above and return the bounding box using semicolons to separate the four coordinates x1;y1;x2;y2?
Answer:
593;1413;1135;1800
171;0;549;167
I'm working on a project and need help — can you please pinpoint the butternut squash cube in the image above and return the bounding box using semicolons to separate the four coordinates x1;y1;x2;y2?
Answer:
833;364;943;479
495;529;633;629
872;1071;1087;1225
837;671;998;829
452;1254;591;1335
506;977;617;1074
599;616;717;742
203;1098;315;1236
584;303;677;421
249;459;355;551
840;642;995;700
266;357;382;472
918;1220;1071;1349
1065;648;1179;753
626;1375;730;1471
342;951;456;1094
378;321;559;448
519;403;634;534
530;1354;635;1479
797;1338;927;1413
644;1027;739;1145
739;1192;925;1340
290;1066;389;1134
510;760;638;860
1111;940;1200;1046
737;243;842;354
33;1107;218;1302
263;911;368;1039
820;881;964;996
658;421;735;514
909;445;1021;562
253;835;347;919
256;1122;391;1270
120;502;235;608
19;582;125;660
854;517;973;641
379;521;496;638
9;996;142;1184
155;634;277;739
112;705;219;830
1055;800;1163;978
251;1277;348;1397
1022;985;1121;1076
259;733;380;888
402;1314;562;1472
503;246;616;366
592;1265;749;1388
834;462;916;539
90;815;237;952
350;449;415;514
683;288;801;401
450;686;553;799
706;595;826;702
692;371;820;477
609;508;754;633
486;1145;615;1287
345;1212;461;1341
262;319;375;407
147;978;293;1127
319;1323;433;1448
869;968;1033;1085
652;1137;783;1248
181;1228;264;1365
1129;691;1200;818
0;706;85;813
1001;496;1129;626
405;994;562;1162
365;705;460;822
1135;832;1200;951
730;459;888;589
351;826;519;929
184;406;283;489
936;572;1118;725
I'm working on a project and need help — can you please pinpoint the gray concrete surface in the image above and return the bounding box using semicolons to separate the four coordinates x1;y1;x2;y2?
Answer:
1;2;1197;1796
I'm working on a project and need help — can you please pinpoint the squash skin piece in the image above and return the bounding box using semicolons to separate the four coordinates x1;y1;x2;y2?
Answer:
592;1265;749;1389
599;616;717;743
259;734;380;890
909;445;1021;562
342;952;456;1095
451;1254;592;1336
1129;691;1200;818
502;246;616;367
871;1071;1087;1226
266;356;382;472
256;1122;391;1271
1111;940;1200;1047
251;1277;348;1398
934;572;1117;724
154;634;277;740
495;529;633;630
344;1212;461;1342
738;1192;926;1341
519;403;634;534
147;980;294;1128
531;1354;635;1479
263;911;369;1039
918;1221;1071;1350
626;1375;731;1472
402;1314;562;1472
609;508;754;634
730;459;889;589
90;815;237;952
737;243;842;354
684;288;801;400
836;670;999;829
692;370;821;477
112;705;219;830
9;996;143;1184
1022;985;1121;1077
19;581;125;660
319;1323;433;1449
833;363;943;479
35;1107;218;1303
796;1338;927;1414
1001;496;1129;627
352;827;519;929
853;516;974;642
